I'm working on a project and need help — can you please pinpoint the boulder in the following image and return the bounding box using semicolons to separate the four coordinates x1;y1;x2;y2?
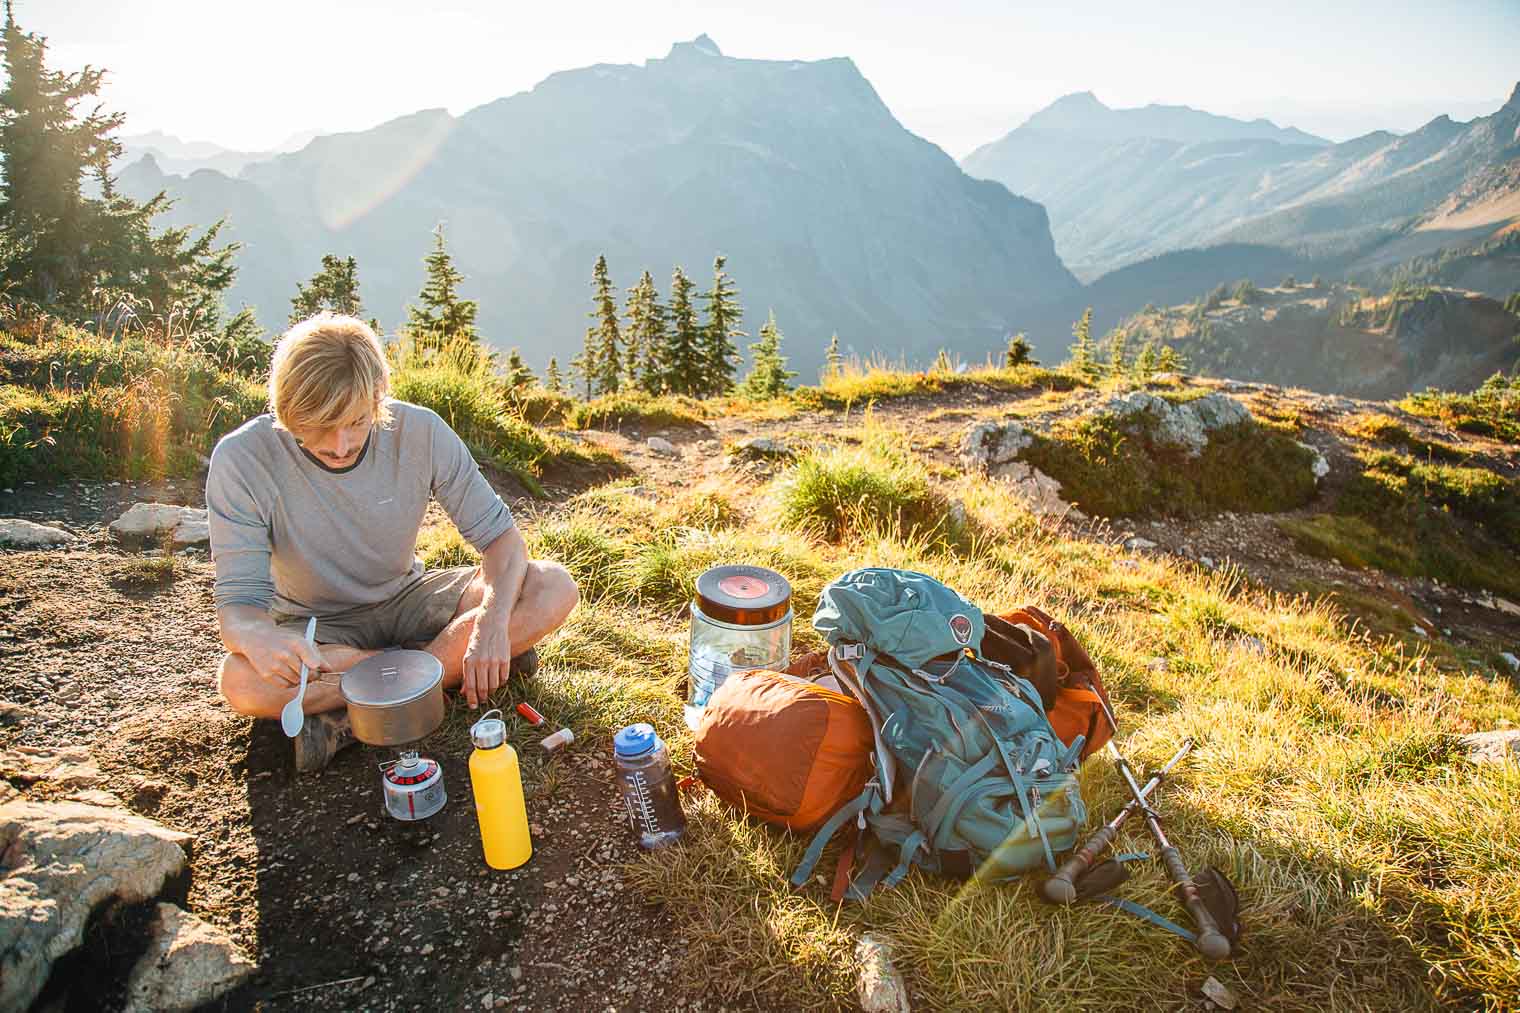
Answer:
958;420;1031;472
645;436;678;457
1101;391;1253;457
0;800;193;1011
1499;652;1519;674
0;518;73;549
125;903;255;1012
1460;729;1520;765
1297;442;1331;480
995;463;1084;521
108;504;209;547
731;436;793;459
1123;536;1158;551
856;933;911;1013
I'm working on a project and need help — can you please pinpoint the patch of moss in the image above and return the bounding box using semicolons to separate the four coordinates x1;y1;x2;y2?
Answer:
1019;412;1317;519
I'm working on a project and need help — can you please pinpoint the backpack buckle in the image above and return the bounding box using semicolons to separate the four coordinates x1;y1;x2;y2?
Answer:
837;643;865;661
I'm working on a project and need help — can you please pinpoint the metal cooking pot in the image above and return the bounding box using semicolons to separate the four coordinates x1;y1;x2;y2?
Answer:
340;650;445;746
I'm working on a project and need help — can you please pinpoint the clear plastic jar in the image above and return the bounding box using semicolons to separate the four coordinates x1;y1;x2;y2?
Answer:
685;565;792;730
612;723;686;850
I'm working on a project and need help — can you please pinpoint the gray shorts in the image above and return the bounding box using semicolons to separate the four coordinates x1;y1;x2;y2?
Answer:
272;566;479;649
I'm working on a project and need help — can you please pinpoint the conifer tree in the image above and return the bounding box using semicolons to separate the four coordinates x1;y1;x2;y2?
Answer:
1004;333;1034;368
823;333;844;379
545;357;565;394
405;225;479;341
699;255;744;396
623;270;667;394
663;266;704;396
1069;308;1099;381
289;254;365;325
1156;343;1184;373
503;348;535;389
568;349;593;399
585;255;622;396
1133;341;1158;381
738;311;796;399
0;6;238;320
1106;328;1129;376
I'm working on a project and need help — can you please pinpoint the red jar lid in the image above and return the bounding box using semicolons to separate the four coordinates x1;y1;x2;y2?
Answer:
694;565;792;626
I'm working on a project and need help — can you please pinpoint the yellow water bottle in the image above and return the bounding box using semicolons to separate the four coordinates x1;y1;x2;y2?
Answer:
468;709;532;869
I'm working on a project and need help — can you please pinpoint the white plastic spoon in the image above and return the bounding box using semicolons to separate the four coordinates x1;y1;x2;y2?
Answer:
280;616;318;738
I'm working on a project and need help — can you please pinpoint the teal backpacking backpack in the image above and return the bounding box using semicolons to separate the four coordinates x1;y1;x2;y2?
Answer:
791;568;1086;899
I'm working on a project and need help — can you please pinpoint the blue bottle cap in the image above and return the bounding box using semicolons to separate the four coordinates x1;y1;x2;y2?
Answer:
614;723;658;758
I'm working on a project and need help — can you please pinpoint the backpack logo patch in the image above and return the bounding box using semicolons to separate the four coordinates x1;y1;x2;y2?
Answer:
949;614;973;645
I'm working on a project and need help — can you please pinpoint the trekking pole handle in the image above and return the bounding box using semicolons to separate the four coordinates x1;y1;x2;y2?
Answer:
1043;740;1193;904
1160;844;1232;960
1042;822;1120;903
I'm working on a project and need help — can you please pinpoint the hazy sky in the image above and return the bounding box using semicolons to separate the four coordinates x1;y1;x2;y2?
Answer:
26;0;1520;158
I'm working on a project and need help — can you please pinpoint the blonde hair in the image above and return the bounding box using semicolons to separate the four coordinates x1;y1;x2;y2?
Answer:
269;313;393;433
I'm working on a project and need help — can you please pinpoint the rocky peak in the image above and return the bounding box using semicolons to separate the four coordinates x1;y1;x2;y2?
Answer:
667;33;723;59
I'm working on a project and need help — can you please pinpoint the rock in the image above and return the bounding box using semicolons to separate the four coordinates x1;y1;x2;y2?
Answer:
1123;536;1158;551
1201;975;1238;1010
1297;442;1331;480
124;903;254;1012
733;435;792;457
1116;559;1140;571
109;503;209;547
1190;393;1252;431
1237;635;1267;656
856;933;911;1013
1410;625;1428;638
947;499;968;531
1460;730;1520;765
1149;372;1182;384
958;420;1031;472
645;436;678;457
1101;391;1252;457
1199;556;1215;569
0;800;193;1011
0;701;35;727
0;745;106;791
1499;652;1519;673
1146;657;1169;673
0;518;73;548
992;463;1084;522
1492;596;1520;618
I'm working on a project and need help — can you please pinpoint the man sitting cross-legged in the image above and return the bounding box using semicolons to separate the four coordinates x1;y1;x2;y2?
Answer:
209;313;578;770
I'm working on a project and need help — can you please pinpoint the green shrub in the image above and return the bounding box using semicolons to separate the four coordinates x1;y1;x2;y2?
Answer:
568;392;707;431
1020;413;1317;519
774;433;965;545
392;366;607;495
1400;375;1520;444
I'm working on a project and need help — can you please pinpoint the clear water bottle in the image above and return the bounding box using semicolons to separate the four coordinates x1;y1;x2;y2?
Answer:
612;723;687;850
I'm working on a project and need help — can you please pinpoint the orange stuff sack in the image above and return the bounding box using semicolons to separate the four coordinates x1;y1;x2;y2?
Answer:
693;665;874;832
998;606;1116;761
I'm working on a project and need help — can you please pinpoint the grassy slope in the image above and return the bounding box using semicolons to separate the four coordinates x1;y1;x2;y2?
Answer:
423;430;1520;1011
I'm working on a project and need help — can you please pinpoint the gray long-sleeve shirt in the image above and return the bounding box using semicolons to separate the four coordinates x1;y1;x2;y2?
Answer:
206;401;515;616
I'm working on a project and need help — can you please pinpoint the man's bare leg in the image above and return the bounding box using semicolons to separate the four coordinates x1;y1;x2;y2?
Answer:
216;561;577;719
424;560;578;692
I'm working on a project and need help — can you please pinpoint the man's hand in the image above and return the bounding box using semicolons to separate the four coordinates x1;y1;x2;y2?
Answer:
240;625;328;690
461;606;512;709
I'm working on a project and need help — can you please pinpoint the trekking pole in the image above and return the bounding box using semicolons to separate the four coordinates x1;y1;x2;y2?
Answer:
1041;738;1193;904
1093;699;1231;960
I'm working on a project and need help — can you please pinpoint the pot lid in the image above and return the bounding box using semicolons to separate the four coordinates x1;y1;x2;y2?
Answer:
694;565;791;626
340;650;443;707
